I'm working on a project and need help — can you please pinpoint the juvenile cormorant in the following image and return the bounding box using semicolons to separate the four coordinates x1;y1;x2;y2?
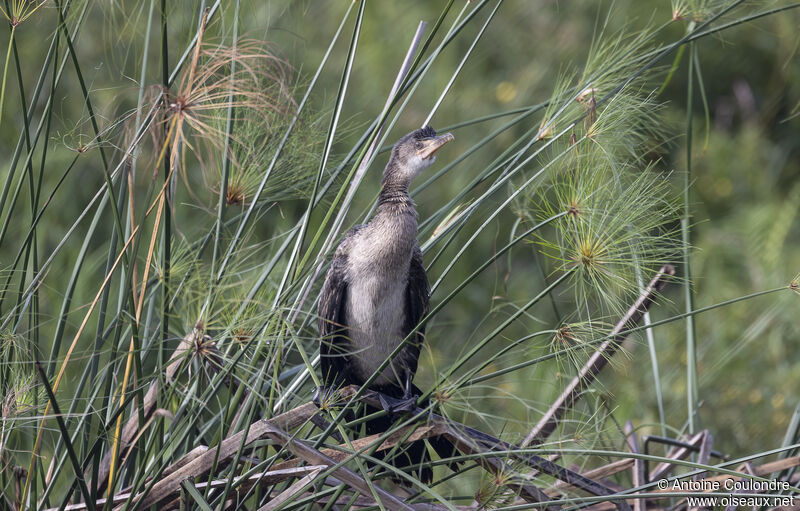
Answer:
317;126;454;480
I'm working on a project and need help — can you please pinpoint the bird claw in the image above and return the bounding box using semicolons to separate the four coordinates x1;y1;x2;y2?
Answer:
378;393;418;415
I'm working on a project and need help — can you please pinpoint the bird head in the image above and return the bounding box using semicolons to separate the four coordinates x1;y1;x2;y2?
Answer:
385;126;454;185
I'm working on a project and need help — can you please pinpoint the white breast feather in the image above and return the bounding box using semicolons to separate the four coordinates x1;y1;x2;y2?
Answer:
345;222;414;385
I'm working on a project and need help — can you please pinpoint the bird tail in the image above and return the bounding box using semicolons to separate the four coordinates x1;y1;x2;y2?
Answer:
361;387;459;484
363;413;458;484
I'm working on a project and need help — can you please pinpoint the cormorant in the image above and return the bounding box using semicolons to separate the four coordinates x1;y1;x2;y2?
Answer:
317;126;454;480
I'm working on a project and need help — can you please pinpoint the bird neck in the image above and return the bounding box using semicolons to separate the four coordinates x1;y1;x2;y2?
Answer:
364;176;419;272
378;175;415;214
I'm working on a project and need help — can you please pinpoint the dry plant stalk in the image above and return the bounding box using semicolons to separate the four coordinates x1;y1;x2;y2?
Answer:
133;401;321;507
353;390;630;510
623;421;646;511
92;328;199;492
523;264;676;447
649;432;706;482
44;466;325;511
88;382;623;510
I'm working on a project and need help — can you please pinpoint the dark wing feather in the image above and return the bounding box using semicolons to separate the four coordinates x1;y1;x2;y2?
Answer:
402;245;430;378
318;248;352;388
319;225;366;387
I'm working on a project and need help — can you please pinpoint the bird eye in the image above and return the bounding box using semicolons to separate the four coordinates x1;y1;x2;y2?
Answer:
415;141;424;150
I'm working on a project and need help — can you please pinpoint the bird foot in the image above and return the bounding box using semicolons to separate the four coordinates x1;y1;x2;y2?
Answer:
378;393;419;414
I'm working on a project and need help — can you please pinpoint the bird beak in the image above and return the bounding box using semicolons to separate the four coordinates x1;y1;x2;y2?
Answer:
417;132;454;160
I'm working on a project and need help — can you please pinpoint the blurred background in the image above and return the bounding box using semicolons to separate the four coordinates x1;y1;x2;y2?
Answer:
1;0;799;471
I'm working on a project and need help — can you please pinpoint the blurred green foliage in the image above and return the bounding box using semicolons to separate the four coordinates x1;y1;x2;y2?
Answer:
0;0;798;478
